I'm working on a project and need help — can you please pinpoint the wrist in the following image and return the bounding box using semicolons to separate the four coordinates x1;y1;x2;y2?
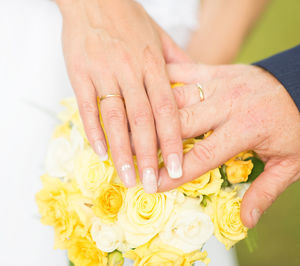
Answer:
253;65;300;113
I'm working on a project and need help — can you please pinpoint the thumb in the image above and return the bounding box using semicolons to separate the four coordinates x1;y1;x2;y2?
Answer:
151;18;192;63
241;159;298;228
167;63;218;85
160;31;192;63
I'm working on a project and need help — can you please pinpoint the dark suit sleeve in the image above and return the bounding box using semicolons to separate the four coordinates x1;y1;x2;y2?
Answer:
254;45;300;111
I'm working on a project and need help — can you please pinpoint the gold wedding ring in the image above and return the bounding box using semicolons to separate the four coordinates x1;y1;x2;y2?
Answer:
99;94;124;102
196;83;205;102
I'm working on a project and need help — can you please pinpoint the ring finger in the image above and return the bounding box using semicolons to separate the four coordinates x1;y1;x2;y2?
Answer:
95;75;136;188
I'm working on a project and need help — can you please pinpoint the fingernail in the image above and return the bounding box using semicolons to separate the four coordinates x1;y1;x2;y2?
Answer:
120;164;136;188
142;168;157;194
157;177;161;188
167;153;182;179
94;140;108;161
251;208;261;227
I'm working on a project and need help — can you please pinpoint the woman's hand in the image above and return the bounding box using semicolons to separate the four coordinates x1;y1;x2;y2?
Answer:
158;63;300;228
55;0;190;193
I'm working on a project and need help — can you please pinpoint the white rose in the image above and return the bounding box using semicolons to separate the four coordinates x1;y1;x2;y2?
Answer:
164;190;186;204
234;183;251;199
45;127;84;177
159;197;214;253
91;218;125;253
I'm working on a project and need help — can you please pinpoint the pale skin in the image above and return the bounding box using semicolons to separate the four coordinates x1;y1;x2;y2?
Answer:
158;63;300;228
55;0;270;194
56;0;191;194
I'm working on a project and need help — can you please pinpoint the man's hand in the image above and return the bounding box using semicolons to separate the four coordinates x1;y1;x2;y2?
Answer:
159;63;300;228
56;0;190;193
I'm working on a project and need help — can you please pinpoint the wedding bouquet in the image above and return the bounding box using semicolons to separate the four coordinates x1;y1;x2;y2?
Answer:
36;95;264;266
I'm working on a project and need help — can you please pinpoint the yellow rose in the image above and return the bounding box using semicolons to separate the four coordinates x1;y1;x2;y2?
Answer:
73;148;116;198
58;98;78;122
226;159;253;184
67;188;96;233
118;185;175;248
58;98;86;139
52;123;71;139
226;151;253;163
93;183;125;223
182;138;200;153
36;175;78;248
67;226;108;266
124;238;210;266
178;168;223;197
212;190;248;249
157;138;200;167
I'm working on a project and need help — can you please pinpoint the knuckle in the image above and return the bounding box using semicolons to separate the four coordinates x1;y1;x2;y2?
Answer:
119;47;132;65
174;87;186;105
160;137;180;151
132;110;153;127
111;41;134;69
69;67;90;86
179;108;194;128
154;98;176;116
144;46;162;64
105;108;126;126
68;60;86;77
85;126;100;141
138;153;156;164
79;101;99;115
150;55;165;70
261;189;276;205
144;46;165;74
193;141;216;162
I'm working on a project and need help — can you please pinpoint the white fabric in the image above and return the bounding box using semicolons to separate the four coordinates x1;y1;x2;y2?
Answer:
0;0;237;266
136;0;200;47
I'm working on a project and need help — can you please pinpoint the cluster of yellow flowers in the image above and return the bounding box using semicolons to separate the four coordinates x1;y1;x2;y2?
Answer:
36;97;257;266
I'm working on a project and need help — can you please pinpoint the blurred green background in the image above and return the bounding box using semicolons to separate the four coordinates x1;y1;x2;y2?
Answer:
235;0;300;265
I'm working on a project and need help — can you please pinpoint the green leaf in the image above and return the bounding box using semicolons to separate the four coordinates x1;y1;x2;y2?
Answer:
219;165;230;188
245;157;265;182
201;195;210;207
108;250;124;266
69;261;74;266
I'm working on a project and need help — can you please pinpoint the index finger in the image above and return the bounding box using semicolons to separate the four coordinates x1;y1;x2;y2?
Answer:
158;123;247;192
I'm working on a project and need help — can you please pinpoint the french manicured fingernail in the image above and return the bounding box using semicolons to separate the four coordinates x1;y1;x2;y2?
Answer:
94;140;108;161
251;208;261;227
142;168;157;194
167;153;182;179
120;164;136;188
